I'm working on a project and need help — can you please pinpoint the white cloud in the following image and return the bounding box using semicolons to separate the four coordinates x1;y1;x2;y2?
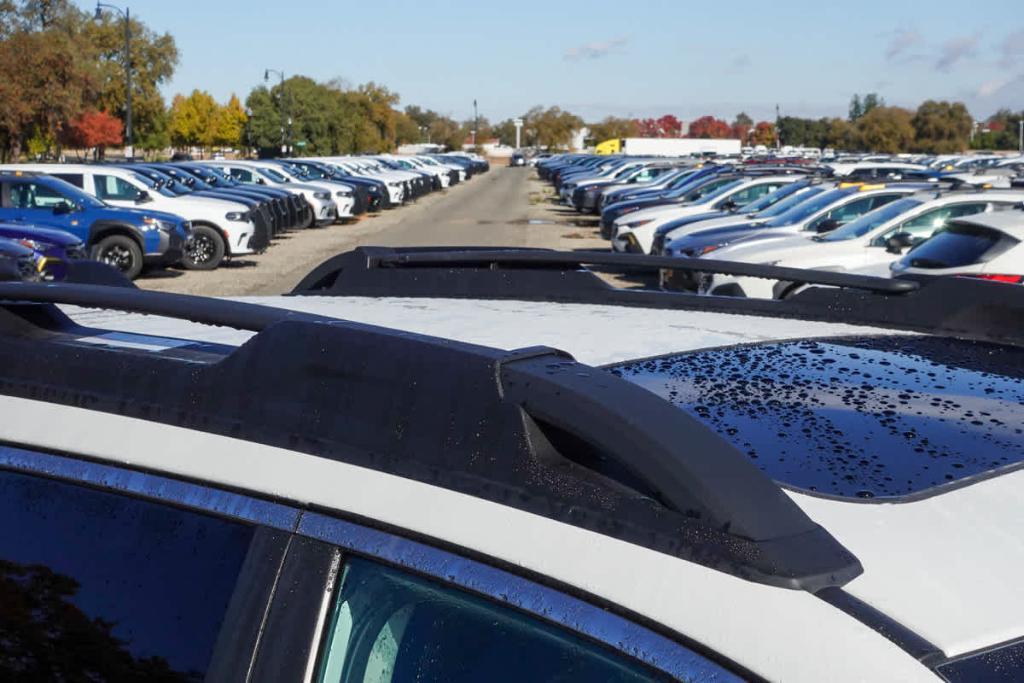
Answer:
885;27;921;61
564;37;628;61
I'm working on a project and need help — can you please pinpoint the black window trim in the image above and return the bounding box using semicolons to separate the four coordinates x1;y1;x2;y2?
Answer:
0;442;741;683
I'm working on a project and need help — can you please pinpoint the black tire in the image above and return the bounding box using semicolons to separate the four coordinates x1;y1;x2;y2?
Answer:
301;200;316;229
182;225;225;270
91;234;143;280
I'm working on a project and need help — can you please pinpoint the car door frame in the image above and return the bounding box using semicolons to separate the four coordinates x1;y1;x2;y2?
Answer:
0;442;745;683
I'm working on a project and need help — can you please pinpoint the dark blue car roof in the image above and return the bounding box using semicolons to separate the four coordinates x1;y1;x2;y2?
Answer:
610;336;1024;501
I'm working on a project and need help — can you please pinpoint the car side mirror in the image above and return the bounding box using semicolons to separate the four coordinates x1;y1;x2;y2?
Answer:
814;218;839;233
886;232;913;255
135;190;152;204
52;202;74;215
719;199;738;212
256;177;266;184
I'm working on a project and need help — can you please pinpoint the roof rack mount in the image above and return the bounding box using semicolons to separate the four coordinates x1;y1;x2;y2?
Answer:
0;281;861;591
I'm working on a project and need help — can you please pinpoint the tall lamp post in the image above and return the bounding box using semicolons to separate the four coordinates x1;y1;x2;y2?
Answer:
264;69;288;155
473;99;478;148
94;2;132;158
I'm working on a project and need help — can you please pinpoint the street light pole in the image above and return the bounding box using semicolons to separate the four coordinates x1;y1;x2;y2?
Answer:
1019;119;1023;155
264;69;288;155
95;3;132;158
473;99;478;148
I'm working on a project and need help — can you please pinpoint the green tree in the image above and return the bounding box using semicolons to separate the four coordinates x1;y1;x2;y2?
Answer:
523;106;583;149
912;100;972;154
852;106;915;153
85;10;178;152
588;116;639;143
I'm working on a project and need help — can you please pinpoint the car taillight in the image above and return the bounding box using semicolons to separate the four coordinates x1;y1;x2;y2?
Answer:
962;274;1024;284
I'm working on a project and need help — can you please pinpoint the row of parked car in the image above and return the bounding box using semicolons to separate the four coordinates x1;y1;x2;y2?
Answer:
0;152;489;281
538;153;1024;298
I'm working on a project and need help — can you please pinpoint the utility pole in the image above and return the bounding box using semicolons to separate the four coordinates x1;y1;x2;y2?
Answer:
775;103;781;150
264;69;287;155
1019;119;1023;155
514;118;523;149
473;99;478;148
95;3;132;158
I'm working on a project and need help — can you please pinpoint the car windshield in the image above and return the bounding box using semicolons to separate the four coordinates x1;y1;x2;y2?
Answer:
258;167;289;182
755;186;827;217
688;178;743;202
130;172;177;198
764;187;854;226
820;198;924;241
665;173;721;198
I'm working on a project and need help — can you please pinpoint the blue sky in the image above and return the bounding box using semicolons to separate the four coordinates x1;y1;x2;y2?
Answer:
81;0;1023;123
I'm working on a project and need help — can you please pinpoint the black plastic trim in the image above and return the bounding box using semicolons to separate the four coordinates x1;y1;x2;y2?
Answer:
291;247;1024;347
0;284;860;590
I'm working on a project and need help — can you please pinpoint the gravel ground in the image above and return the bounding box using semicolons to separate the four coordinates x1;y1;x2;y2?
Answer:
137;166;608;297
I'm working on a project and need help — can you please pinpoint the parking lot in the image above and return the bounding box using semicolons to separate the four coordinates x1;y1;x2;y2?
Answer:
136;166;606;296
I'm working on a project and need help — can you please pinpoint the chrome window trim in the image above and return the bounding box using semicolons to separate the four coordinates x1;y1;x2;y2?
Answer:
0;443;741;683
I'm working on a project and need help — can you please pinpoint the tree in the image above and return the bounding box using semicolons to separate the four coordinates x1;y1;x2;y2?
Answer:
522;106;583;150
912;100;972;154
972;109;1024;150
849;93;884;122
687;116;732;138
750;121;777;147
731;112;753;141
587;116;639;144
212;94;247;148
62;109;122;158
83;6;178;152
853;106;915;153
168;89;217;150
635;115;683;138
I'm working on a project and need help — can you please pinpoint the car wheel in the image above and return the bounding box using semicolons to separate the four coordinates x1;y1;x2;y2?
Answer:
302;201;316;229
182;225;225;270
91;234;143;280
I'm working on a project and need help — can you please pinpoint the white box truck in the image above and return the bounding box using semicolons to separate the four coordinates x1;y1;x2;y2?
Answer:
595;137;741;156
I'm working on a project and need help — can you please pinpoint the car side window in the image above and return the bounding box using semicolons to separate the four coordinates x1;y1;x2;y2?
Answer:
7;180;69;209
94;174;141;201
230;168;254;182
730;182;781;207
315;557;664;683
0;469;255;681
810;193;899;230
51;173;85;189
889;202;988;243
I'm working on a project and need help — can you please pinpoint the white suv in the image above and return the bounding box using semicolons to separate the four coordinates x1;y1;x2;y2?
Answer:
4;163;256;270
204;161;340;226
3;250;1022;681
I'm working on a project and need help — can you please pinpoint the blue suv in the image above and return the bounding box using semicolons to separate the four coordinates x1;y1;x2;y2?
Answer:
0;171;189;279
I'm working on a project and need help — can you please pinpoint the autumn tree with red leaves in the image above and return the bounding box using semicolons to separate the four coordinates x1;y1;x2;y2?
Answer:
634;114;683;138
62;110;123;159
750;121;778;147
687;116;732;139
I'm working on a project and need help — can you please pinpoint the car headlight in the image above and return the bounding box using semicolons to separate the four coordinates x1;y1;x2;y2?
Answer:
16;238;52;252
625;219;654;229
225;211;251;222
388;181;402;187
141;216;176;231
313;191;331;200
335;190;353;198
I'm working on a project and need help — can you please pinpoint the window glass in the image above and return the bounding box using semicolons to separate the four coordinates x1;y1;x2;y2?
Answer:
51;173;85;188
905;224;1012;269
808;193;901;231
316;558;663;683
94;174;141;201
873;202;988;246
230;167;255;182
7;180;72;209
0;470;254;680
726;182;782;207
821;198;922;242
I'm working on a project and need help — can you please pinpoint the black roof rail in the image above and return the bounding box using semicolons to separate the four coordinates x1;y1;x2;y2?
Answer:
0;281;860;591
293;247;1024;346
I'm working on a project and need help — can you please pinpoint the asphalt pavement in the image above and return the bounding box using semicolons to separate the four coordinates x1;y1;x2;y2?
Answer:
138;165;606;296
